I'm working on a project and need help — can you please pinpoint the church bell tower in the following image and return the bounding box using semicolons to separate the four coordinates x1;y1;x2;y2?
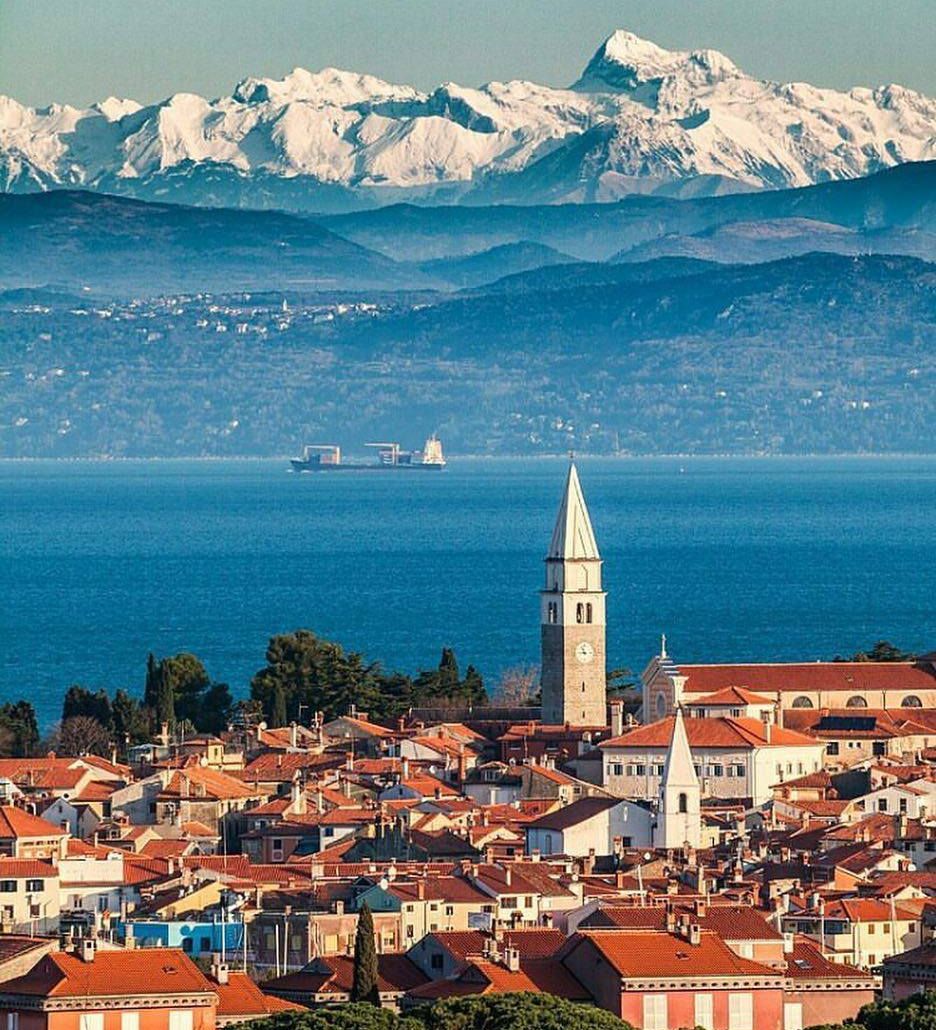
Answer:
540;463;607;727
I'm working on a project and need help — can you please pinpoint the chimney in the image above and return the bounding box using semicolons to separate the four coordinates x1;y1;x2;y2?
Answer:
334;900;345;916
530;849;541;863
504;866;512;887
609;700;624;738
783;933;795;954
665;907;677;933
402;757;410;781
694;898;707;919
79;937;96;962
688;923;701;946
583;849;596;876
212;960;230;985
417;881;426;900
503;945;520;972
290;722;298;749
615;870;626;889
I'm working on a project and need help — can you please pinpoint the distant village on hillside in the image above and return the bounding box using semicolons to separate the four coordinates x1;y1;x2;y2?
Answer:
0;464;933;1030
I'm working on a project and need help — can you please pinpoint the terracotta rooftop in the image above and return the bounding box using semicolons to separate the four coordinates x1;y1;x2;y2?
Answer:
569;929;782;979
406;958;589;1001
212;971;304;1017
688;686;776;706
602;715;820;750
0;806;68;840
0;948;213;997
581;903;783;941
266;954;427;996
678;661;936;695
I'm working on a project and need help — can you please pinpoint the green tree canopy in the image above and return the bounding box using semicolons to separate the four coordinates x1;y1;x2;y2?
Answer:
850;640;916;663
62;685;113;728
144;652;231;734
244;995;631;1030
0;702;39;757
245;1006;421;1030
250;631;386;724
417;994;631;1030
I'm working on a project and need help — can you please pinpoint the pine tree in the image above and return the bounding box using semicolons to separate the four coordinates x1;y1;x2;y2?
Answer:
461;665;487;706
270;682;288;728
351;901;380;1006
437;647;460;694
155;661;175;728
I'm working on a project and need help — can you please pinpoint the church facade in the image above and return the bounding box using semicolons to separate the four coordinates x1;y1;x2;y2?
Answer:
540;463;608;727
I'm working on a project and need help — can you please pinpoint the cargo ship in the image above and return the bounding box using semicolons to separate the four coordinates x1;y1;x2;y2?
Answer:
290;435;447;472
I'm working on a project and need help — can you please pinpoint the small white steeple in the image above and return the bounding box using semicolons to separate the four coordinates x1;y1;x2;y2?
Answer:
654;705;701;851
547;463;600;561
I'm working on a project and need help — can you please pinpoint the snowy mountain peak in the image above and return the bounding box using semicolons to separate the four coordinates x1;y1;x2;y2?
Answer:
231;66;420;107
574;29;741;92
1;30;933;208
93;97;142;122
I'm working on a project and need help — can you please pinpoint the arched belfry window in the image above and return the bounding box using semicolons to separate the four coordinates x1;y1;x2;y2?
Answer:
586;603;593;624
678;793;688;814
576;603;584;624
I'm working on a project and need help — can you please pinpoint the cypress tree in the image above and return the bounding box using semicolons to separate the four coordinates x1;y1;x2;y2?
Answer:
351;902;380;1006
144;653;159;709
155;661;175;728
270;682;288;728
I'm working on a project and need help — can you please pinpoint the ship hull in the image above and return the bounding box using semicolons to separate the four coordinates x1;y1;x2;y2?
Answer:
290;460;445;472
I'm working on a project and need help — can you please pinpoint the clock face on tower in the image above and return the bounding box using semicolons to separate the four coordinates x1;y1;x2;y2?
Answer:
575;641;595;664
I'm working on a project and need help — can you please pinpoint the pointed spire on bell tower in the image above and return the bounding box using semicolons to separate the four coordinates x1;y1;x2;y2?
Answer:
655;705;702;851
547;462;600;561
540;461;606;728
662;706;696;789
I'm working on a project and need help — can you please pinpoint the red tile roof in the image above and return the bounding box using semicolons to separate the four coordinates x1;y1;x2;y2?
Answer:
426;929;566;960
213;971;304;1017
570;929;782;979
159;767;262;802
784;936;873;980
0;948;214;997
266;954;427;996
0;806;68;840
602;715;819;750
679;662;936;695
0;859;57;879
407;958;589;1000
688;686;776;706
581;904;782;941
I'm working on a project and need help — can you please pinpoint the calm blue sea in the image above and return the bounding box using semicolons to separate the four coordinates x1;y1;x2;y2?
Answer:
1;457;934;729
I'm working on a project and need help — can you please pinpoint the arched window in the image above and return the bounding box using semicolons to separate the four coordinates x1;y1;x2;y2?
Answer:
586;603;593;624
678;792;688;814
846;695;868;708
902;695;923;708
791;696;814;709
576;603;584;624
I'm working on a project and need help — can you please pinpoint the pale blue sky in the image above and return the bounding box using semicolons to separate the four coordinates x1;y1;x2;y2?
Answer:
1;0;932;107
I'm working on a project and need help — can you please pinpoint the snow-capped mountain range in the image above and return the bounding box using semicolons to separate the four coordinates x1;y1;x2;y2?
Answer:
2;31;934;210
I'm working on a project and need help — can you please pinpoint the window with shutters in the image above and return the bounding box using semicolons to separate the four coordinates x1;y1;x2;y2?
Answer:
169;1011;193;1030
79;1016;103;1030
643;994;668;1030
694;994;714;1030
122;1013;140;1030
729;993;753;1030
